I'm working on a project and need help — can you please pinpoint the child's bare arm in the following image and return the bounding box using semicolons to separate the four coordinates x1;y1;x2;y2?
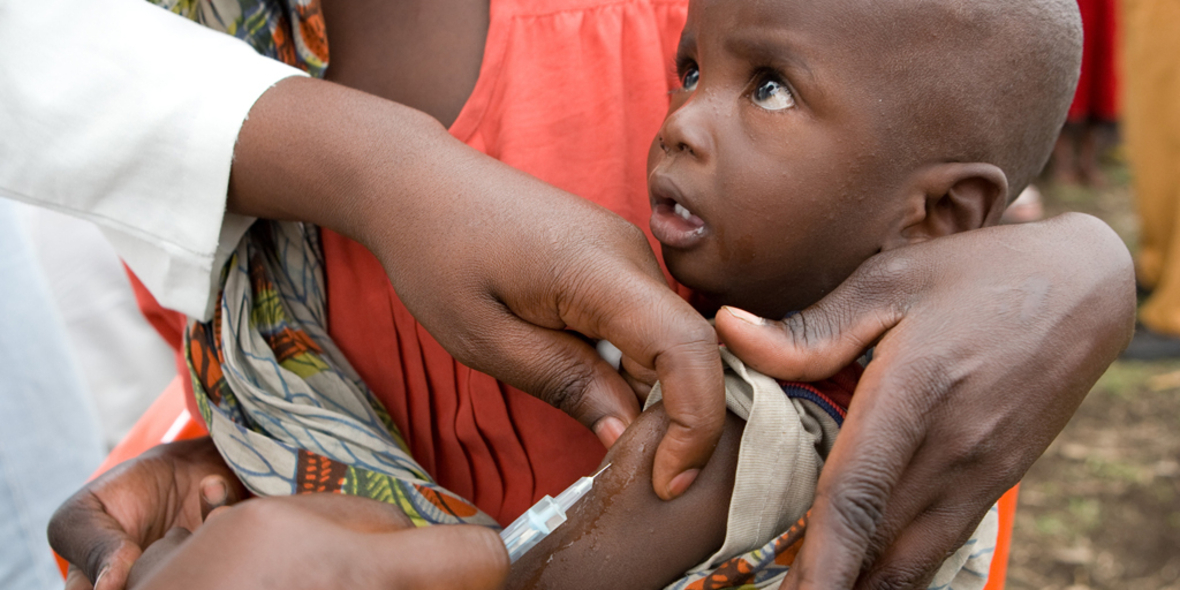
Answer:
504;402;744;590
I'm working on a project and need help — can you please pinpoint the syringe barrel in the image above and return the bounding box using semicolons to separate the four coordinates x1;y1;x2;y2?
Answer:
553;477;592;513
500;495;567;563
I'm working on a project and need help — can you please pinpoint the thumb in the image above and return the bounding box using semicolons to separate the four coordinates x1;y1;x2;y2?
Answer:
65;565;95;590
716;295;903;383
715;254;925;382
365;525;509;590
124;527;193;590
198;475;246;522
49;491;143;590
92;543;142;590
569;284;724;501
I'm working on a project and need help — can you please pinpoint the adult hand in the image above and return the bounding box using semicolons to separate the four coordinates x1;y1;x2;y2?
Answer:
715;213;1135;589
125;494;508;590
48;437;246;590
226;77;725;500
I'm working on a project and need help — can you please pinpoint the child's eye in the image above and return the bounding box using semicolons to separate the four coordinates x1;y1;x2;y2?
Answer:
680;65;700;92
751;76;795;111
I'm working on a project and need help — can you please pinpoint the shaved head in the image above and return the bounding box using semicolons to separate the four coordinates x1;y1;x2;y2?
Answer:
858;0;1084;197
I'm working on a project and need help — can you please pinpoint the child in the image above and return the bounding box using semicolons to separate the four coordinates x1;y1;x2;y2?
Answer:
181;0;1081;588
503;0;1084;588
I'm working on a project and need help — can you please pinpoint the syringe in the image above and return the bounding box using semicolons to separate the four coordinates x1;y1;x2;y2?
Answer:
499;463;611;563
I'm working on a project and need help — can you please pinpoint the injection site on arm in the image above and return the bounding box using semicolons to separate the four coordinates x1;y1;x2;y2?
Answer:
501;464;612;563
503;404;742;590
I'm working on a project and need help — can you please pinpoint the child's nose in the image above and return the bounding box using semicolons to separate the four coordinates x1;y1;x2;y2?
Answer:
658;99;713;163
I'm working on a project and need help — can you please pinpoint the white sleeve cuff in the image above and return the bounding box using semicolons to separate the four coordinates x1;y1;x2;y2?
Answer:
0;0;307;320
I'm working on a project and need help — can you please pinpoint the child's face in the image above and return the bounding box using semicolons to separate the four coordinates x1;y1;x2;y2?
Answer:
648;0;915;319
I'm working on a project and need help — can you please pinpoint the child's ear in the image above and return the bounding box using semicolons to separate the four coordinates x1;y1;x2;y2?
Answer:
888;162;1009;248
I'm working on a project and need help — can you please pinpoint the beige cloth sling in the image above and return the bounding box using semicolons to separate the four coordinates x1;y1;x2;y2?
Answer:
647;348;998;590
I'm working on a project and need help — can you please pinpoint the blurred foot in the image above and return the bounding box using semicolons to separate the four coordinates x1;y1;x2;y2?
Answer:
1002;185;1044;224
1122;325;1180;360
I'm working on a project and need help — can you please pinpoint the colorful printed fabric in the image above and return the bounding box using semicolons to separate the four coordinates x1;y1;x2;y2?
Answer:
667;515;808;590
163;0;494;526
147;0;328;77
664;506;1000;590
186;221;496;528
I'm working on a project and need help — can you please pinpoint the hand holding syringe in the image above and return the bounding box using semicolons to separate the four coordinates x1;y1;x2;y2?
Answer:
500;463;611;562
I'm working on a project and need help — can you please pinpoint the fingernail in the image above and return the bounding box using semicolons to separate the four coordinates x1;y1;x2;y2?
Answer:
594;417;627;447
94;566;108;589
666;468;701;498
202;478;228;506
724;306;766;326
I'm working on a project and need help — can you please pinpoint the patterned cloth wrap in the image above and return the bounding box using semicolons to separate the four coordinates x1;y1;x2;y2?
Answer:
186;222;496;528
150;0;327;77
185;220;999;589
167;1;998;587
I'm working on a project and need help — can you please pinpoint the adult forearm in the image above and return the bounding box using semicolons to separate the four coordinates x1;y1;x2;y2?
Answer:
227;77;457;240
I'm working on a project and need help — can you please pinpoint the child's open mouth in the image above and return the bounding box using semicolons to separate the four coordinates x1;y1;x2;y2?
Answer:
649;176;707;249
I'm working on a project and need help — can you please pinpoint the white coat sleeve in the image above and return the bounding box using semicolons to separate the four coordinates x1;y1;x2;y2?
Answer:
0;0;306;320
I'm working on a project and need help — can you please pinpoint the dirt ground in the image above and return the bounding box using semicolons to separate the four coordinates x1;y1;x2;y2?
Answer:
1004;156;1180;590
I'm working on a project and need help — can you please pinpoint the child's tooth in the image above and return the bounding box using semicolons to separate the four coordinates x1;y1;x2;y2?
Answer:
674;203;692;220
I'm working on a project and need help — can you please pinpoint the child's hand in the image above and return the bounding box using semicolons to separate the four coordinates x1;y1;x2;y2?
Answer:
716;213;1134;590
49;437;247;590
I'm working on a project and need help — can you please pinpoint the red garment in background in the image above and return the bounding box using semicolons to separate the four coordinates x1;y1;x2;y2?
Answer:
1069;0;1120;122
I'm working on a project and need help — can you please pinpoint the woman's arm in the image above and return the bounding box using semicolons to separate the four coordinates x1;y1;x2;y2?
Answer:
506;402;745;590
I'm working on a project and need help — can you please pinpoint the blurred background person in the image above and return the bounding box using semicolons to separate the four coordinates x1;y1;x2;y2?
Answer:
1007;0;1121;225
1054;0;1121;188
1121;0;1180;358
